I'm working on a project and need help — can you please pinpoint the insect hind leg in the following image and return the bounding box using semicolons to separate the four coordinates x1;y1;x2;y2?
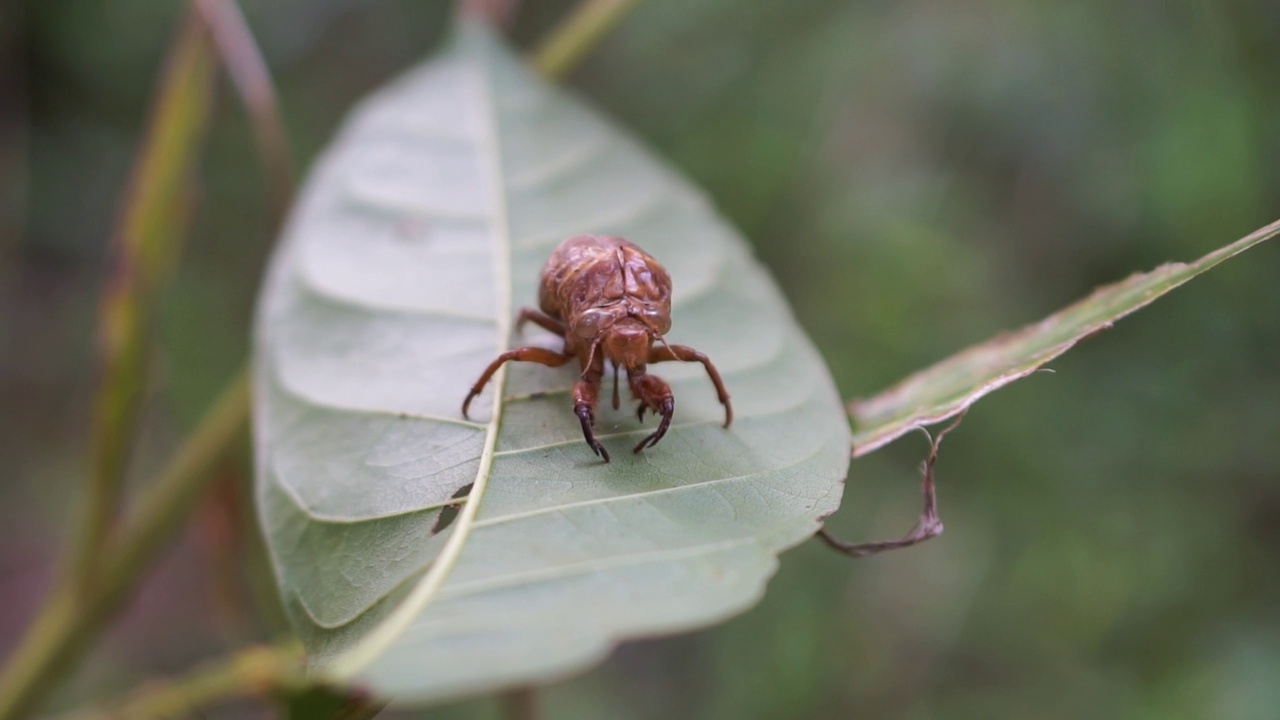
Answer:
516;308;567;337
647;344;733;427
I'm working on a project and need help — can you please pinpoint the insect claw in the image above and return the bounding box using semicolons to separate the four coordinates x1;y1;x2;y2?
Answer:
637;405;646;423
632;430;661;454
576;403;610;462
461;390;479;419
720;396;733;428
634;396;674;454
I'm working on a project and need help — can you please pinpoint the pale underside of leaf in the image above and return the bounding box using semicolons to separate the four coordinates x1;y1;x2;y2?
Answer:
851;218;1280;456
253;22;850;703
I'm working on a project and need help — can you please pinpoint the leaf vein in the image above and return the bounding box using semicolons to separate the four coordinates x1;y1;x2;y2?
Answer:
475;451;825;528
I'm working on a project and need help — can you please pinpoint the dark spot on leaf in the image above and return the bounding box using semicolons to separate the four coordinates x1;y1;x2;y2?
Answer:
432;483;474;535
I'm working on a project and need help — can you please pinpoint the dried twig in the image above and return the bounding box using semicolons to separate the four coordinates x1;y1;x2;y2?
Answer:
818;410;967;558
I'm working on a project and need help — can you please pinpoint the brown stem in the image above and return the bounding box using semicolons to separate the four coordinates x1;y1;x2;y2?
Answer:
334;699;389;720
457;0;522;28
500;687;541;720
192;0;295;218
196;466;255;644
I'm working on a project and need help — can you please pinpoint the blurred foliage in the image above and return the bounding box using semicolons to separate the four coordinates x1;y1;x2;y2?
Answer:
2;0;1279;718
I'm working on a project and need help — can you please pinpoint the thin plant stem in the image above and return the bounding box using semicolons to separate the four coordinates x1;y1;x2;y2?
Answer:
55;644;306;720
531;0;645;80
71;5;218;591
0;372;251;720
457;0;523;28
192;0;295;217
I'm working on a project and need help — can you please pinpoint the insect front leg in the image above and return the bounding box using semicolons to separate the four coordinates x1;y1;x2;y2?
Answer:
648;344;733;427
462;347;574;419
572;375;610;462
629;372;674;453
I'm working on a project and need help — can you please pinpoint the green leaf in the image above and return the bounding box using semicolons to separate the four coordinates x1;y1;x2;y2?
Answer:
253;23;850;703
851;218;1280;456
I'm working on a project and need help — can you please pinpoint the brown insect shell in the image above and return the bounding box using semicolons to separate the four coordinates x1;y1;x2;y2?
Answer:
537;235;673;370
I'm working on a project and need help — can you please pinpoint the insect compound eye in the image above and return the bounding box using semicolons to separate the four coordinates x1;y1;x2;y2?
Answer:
641;306;671;334
574;309;610;339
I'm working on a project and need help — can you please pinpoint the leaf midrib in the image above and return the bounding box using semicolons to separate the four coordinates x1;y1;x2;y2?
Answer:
324;33;513;681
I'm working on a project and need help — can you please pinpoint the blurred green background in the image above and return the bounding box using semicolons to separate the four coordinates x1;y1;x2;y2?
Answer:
3;0;1279;718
